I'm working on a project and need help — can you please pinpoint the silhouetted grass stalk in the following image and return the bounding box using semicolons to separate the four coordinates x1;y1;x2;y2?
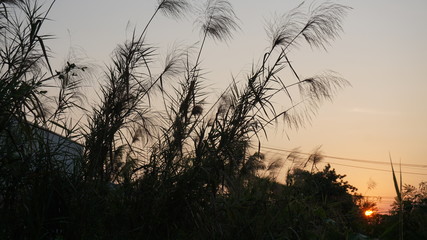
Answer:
390;154;404;240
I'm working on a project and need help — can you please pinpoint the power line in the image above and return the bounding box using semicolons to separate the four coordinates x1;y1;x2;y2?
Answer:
364;196;395;199
261;146;427;176
326;162;427;176
259;146;422;213
262;146;427;168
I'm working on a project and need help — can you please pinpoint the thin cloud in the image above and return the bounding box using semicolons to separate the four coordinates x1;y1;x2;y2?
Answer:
349;108;400;116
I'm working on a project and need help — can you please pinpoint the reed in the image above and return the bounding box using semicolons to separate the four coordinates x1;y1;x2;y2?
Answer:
1;1;389;239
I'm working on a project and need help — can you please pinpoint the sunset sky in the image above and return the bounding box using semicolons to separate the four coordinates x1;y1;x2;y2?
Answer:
44;0;427;211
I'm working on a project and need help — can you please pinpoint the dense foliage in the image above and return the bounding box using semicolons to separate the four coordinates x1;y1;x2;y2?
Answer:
365;182;427;240
1;1;421;239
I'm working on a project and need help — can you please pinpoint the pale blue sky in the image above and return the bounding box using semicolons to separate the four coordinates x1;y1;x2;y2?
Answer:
43;0;427;211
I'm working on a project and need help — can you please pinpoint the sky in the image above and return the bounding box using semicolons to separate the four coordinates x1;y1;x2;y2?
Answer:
42;0;427;212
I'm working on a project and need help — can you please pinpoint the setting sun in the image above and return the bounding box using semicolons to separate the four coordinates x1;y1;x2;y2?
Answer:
364;210;374;217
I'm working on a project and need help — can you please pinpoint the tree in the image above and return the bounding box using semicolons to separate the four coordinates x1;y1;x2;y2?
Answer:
388;181;427;239
286;165;364;234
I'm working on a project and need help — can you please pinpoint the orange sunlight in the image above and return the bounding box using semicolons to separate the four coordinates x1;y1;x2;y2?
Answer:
364;210;374;217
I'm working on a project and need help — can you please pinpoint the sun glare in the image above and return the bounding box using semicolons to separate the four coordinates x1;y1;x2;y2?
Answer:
364;210;374;217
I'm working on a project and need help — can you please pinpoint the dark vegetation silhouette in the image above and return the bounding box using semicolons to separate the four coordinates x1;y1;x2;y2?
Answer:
1;0;424;239
363;161;427;239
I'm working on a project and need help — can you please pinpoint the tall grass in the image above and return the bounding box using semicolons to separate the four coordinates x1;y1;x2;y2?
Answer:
0;0;369;239
389;155;403;240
